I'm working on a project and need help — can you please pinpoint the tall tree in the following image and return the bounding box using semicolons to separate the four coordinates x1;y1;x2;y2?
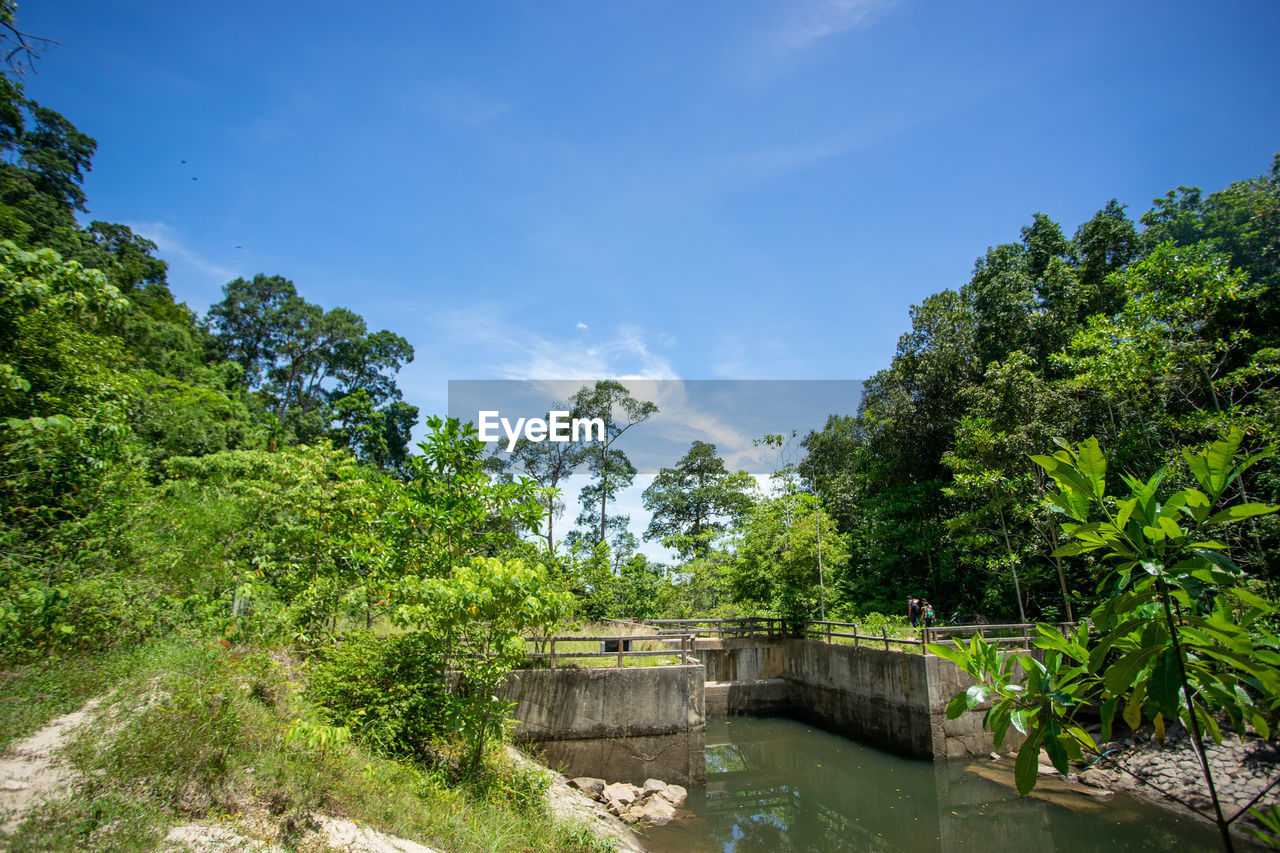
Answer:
500;403;586;552
569;380;657;545
642;441;755;558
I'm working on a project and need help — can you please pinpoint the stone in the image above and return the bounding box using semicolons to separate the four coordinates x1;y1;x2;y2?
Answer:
642;778;668;797
603;782;642;813
568;777;606;798
623;796;677;827
655;783;687;809
1078;769;1110;789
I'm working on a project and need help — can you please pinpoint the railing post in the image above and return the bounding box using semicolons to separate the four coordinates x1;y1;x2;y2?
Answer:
1022;624;1030;650
921;626;928;653
826;621;832;644
617;639;624;668
681;634;688;666
854;623;859;648
882;625;889;651
550;637;556;671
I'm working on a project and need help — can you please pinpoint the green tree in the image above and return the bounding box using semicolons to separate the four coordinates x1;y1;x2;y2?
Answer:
642;440;756;558
398;416;544;579
497;403;586;552
569;380;657;545
731;494;848;628
392;557;572;771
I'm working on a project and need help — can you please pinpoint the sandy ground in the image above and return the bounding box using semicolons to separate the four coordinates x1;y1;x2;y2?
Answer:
0;697;100;835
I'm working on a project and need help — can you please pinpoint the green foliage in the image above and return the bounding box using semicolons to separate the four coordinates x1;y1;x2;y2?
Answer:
643;440;756;559
206;273;418;468
801;158;1280;621
730;493;849;627
307;631;451;762
400;415;544;578
393;556;573;771
931;430;1280;849
1245;804;1280;850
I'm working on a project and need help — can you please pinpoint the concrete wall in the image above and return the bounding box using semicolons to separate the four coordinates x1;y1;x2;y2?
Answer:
698;638;1014;762
501;665;705;785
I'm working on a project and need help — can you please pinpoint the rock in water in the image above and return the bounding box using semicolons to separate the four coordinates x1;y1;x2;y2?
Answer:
602;782;642;814
642;778;668;798
624;797;677;827
656;783;687;809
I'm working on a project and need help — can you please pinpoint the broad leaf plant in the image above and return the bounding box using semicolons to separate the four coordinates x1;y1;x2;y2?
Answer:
928;428;1280;852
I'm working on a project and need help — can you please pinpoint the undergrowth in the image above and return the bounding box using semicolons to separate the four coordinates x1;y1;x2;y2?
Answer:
2;638;615;852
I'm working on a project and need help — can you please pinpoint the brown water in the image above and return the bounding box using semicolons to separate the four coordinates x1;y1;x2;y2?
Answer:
640;716;1225;852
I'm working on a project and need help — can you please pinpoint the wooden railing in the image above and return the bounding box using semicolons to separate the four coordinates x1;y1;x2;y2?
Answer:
643;617;1078;653
521;620;1079;668
923;621;1077;649
524;633;695;669
644;617;789;639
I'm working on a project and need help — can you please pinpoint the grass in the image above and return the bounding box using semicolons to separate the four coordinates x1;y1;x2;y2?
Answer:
0;641;163;750
1;637;617;853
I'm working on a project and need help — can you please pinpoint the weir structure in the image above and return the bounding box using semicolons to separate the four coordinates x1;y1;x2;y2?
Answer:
501;619;1056;786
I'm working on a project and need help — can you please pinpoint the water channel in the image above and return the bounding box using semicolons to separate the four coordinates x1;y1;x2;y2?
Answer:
640;716;1224;852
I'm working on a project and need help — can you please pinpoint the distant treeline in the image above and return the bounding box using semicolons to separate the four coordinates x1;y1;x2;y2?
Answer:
799;160;1280;620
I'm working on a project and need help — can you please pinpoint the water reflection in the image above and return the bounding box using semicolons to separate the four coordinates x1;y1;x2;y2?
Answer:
642;717;1222;852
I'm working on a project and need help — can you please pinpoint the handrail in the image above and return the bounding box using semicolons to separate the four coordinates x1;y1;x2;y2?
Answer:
520;619;1081;669
524;633;696;669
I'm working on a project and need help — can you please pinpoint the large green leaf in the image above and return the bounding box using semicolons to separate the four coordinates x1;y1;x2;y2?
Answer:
927;642;970;669
1043;729;1069;775
1205;502;1280;526
1015;729;1043;795
1035;624;1086;663
990;702;1012;751
1076;437;1107;500
1146;647;1184;717
945;691;969;720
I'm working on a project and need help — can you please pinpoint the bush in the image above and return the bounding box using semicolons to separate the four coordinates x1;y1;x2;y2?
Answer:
0;574;183;663
306;631;451;762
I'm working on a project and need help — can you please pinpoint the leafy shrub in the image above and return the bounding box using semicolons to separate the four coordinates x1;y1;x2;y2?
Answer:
307;630;451;762
0;574;184;663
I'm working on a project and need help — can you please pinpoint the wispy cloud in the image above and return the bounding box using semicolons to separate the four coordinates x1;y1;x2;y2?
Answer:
773;0;898;53
426;311;678;381
127;221;242;282
500;323;678;382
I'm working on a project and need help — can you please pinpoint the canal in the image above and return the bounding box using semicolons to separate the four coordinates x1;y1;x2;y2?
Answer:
640;716;1224;852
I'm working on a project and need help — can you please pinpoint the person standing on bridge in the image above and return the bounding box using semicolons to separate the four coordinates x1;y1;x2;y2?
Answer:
908;597;922;629
922;600;935;629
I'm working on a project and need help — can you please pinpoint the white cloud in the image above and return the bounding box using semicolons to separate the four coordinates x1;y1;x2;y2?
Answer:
774;0;898;53
576;321;589;331
126;221;241;283
493;322;679;382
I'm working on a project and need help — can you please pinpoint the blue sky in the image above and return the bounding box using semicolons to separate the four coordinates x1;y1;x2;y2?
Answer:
18;0;1280;557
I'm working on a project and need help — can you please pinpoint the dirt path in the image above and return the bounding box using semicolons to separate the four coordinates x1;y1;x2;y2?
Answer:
0;697;100;835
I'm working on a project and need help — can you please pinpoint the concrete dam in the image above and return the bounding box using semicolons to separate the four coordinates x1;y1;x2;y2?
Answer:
501;632;1016;786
